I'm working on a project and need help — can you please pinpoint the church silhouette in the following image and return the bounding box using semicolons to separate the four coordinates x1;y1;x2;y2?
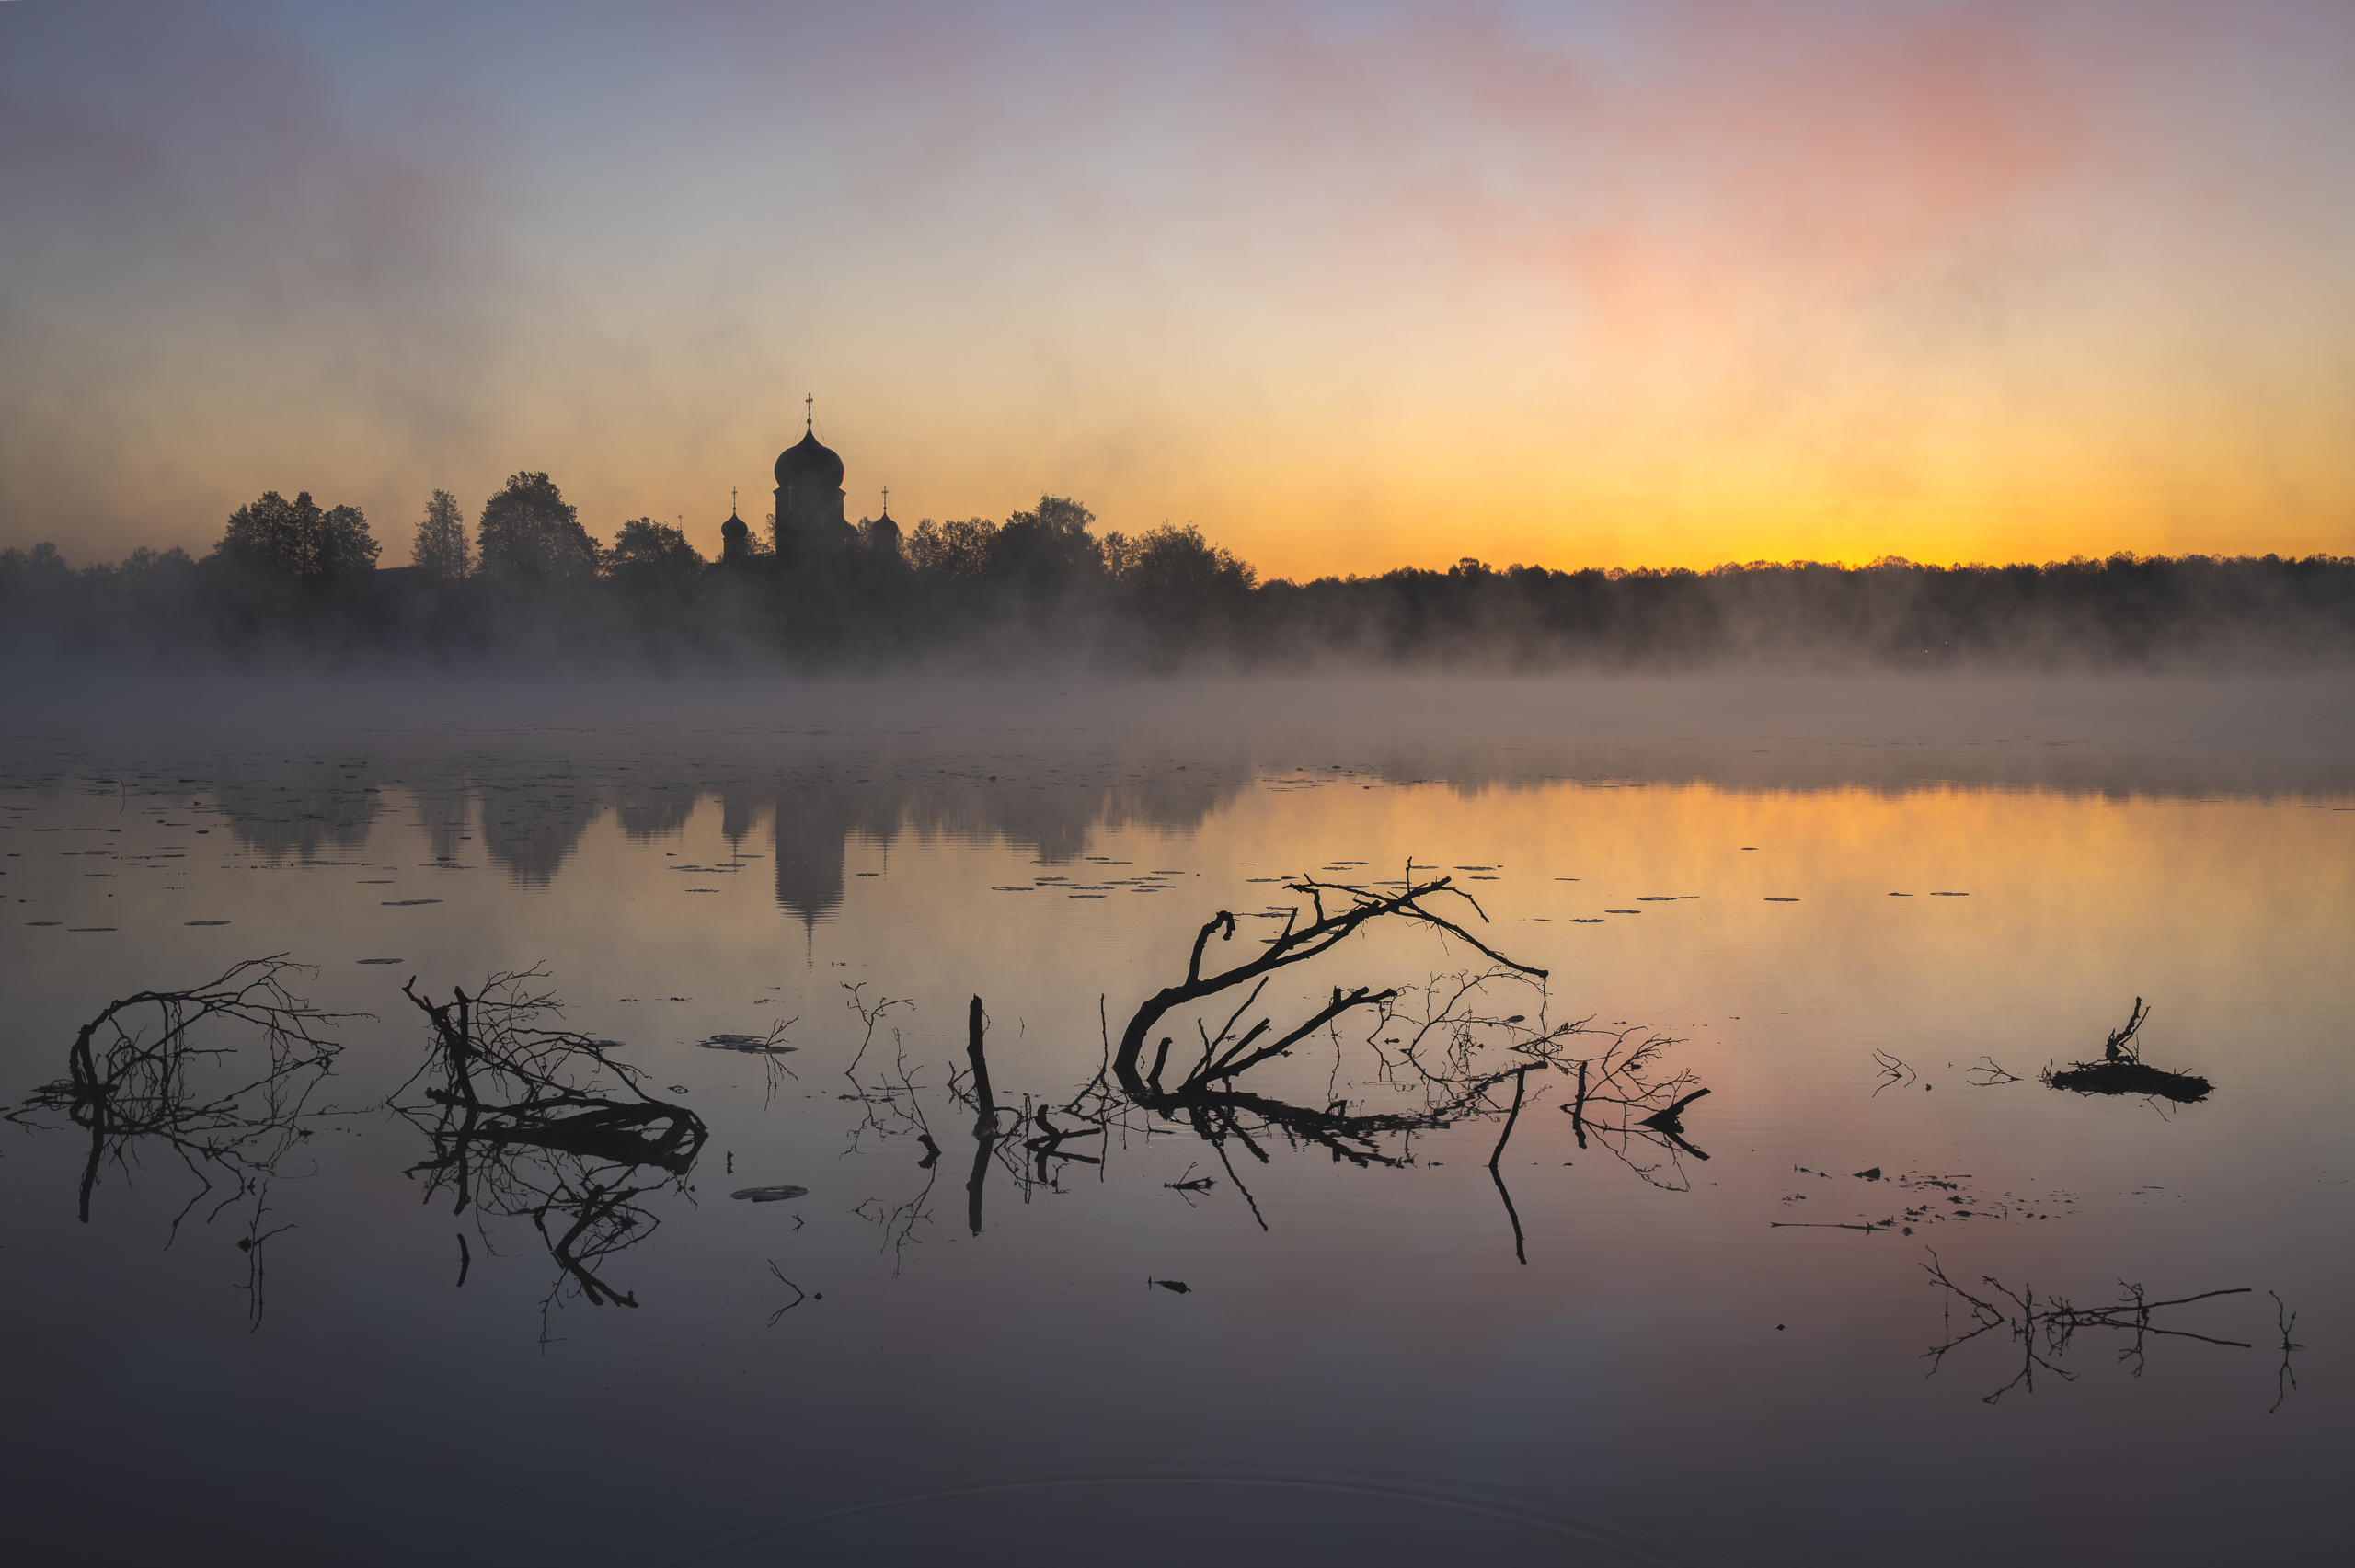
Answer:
718;397;900;570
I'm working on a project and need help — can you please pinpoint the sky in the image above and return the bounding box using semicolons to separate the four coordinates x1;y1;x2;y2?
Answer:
3;0;2351;579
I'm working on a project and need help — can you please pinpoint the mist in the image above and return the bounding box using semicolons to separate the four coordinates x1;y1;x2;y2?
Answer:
4;495;2350;677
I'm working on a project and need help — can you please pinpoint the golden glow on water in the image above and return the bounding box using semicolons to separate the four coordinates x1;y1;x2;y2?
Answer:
21;766;2346;1101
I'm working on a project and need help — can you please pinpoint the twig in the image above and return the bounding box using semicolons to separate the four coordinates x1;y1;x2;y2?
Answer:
764;1261;808;1324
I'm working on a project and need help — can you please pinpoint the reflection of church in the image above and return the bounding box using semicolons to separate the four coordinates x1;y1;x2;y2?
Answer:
718;398;900;569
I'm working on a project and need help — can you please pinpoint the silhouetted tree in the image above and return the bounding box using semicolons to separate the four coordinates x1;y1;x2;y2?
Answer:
989;495;1104;593
1104;524;1254;597
9;478;2354;671
906;516;996;578
411;487;470;578
476;471;597;581
103;544;198;587
213;490;381;585
0;541;74;583
603;517;704;596
77;546;200;633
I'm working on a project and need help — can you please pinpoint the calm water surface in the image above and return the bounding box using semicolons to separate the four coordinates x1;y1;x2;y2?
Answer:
3;676;2349;1566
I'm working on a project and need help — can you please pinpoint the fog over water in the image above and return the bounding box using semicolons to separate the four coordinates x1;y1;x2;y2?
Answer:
3;671;2349;1566
17;668;2355;786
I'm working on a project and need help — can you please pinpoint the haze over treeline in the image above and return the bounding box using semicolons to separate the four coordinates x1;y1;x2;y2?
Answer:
5;473;2349;672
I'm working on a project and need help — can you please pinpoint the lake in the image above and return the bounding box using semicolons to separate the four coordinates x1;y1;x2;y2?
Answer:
3;673;2349;1566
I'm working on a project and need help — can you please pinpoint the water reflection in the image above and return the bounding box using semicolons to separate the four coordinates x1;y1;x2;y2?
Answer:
1907;997;2224;1111
3;957;347;1325
840;875;1722;1265
1921;1252;2274;1407
473;770;598;887
4;878;2301;1418
613;778;697;841
8;874;1722;1307
201;758;1250;921
399;770;471;862
216;773;381;859
395;971;707;1330
6;686;2342;1563
2041;997;2216;1104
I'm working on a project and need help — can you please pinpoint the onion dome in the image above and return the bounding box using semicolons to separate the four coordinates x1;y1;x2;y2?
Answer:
720;509;748;540
775;428;844;491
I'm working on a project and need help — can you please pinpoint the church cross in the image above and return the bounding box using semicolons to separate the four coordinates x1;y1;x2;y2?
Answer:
804;393;813;432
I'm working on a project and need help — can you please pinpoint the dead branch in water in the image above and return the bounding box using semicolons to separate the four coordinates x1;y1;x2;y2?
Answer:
2270;1292;2303;1415
12;956;350;1219
2043;997;2211;1104
397;970;703;1171
1556;1021;1712;1186
1921;1248;2255;1404
1092;876;1713;1241
1099;876;1578;1242
843;983;913;1078
922;876;1709;1258
1487;1064;1539;1265
6;956;354;1327
1870;1049;1919;1094
2104;997;2152;1062
1965;1056;2022;1087
394;970;706;1329
1113;873;1545;1091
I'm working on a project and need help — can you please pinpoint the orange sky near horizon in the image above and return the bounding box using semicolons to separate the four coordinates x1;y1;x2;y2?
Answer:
3;1;2350;579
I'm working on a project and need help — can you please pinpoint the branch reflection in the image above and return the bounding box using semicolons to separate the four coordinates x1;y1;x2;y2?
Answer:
393;970;707;1336
867;872;1717;1262
5;956;350;1327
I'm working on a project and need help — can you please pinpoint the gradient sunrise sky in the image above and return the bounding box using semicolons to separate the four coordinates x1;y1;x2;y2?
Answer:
4;0;2350;578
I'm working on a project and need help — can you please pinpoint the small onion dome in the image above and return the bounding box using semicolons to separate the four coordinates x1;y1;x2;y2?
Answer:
720;509;748;539
775;428;844;490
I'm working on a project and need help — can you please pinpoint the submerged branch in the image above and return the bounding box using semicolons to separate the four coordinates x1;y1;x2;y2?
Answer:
394;971;706;1324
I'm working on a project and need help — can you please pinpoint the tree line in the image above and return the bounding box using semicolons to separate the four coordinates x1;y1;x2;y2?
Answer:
3;470;2350;669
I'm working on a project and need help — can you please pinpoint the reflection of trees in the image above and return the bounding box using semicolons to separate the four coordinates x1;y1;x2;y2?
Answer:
475;771;598;885
260;755;1252;922
902;766;1246;866
214;773;382;859
407;772;473;862
751;766;1249;930
5;957;348;1326
610;778;697;841
394;972;706;1330
393;765;696;879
